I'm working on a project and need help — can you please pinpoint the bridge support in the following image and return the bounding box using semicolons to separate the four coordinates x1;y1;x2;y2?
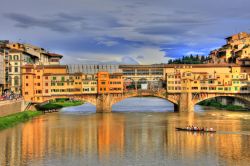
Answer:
178;92;194;112
96;94;112;113
174;104;178;112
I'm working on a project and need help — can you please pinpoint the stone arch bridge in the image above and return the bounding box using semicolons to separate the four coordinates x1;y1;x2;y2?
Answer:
37;90;250;112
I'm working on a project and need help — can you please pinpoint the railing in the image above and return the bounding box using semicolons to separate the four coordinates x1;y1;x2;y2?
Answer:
124;89;166;97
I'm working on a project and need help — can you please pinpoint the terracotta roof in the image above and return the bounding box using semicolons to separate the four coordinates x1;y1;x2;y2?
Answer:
47;53;63;57
36;65;67;69
163;63;241;68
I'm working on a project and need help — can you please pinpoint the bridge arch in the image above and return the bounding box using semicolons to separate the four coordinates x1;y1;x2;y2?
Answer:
110;91;178;106
193;93;250;106
40;95;98;106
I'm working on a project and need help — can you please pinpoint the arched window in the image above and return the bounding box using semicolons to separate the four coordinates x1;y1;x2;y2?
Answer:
14;76;19;86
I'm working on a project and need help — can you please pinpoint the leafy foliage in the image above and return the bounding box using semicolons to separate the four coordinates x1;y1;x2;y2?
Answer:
168;54;208;64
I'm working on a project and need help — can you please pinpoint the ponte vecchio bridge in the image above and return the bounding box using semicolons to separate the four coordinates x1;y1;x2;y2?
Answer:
22;64;250;112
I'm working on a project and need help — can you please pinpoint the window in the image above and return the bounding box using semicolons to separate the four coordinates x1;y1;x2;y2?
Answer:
14;67;18;73
61;77;65;81
9;76;12;84
14;76;19;86
45;83;48;86
26;76;29;79
45;89;48;93
45;76;48;80
37;83;41;86
101;81;106;85
26;83;28;86
25;92;28;95
52;77;56;80
36;90;42;94
37;76;40;79
14;55;19;60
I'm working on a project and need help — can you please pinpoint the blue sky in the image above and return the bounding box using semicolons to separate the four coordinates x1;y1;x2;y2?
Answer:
1;0;250;64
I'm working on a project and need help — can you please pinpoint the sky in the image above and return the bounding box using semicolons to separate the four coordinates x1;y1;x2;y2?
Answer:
1;0;250;64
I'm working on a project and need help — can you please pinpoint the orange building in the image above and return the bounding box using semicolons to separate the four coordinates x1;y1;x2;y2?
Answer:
97;72;123;94
22;65;68;102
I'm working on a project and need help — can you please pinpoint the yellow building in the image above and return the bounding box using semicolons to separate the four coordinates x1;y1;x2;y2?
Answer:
208;32;250;64
165;64;250;94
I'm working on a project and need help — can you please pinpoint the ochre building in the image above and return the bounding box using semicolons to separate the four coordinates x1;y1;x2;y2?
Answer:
22;65;123;103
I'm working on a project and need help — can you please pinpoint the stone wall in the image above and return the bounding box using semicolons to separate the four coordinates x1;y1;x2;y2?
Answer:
0;100;27;117
215;97;250;108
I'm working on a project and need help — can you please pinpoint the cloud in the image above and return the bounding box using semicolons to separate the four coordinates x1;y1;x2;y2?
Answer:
1;0;250;63
4;13;85;33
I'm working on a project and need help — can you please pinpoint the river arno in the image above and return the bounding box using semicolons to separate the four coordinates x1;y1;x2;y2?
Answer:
0;97;250;166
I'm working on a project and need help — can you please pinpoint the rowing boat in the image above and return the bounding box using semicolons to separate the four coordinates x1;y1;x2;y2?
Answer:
176;128;216;133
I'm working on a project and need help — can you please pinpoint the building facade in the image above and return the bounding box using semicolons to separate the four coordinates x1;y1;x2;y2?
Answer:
119;64;165;90
0;41;63;94
22;65;123;103
165;64;250;94
0;42;10;94
207;32;250;64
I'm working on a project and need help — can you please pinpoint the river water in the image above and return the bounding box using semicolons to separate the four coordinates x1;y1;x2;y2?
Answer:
0;97;250;166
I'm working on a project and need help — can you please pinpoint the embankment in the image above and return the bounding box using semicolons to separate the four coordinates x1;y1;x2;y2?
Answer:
0;111;42;130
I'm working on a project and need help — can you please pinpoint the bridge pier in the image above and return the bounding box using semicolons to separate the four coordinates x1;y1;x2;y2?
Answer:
174;104;178;112
96;94;112;113
178;92;194;112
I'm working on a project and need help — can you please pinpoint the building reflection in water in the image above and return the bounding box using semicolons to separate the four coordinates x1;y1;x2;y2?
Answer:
0;111;250;165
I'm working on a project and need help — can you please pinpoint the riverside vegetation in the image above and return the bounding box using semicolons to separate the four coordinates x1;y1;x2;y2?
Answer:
37;99;84;110
0;99;84;130
199;99;247;111
0;111;42;130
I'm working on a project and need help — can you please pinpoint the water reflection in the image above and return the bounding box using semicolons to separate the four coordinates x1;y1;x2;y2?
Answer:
0;98;250;166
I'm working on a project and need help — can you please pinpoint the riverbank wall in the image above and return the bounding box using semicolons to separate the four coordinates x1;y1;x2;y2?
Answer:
199;97;250;111
0;100;29;117
215;97;250;108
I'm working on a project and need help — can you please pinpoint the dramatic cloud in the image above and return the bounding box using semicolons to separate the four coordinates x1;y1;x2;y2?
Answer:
1;0;250;64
